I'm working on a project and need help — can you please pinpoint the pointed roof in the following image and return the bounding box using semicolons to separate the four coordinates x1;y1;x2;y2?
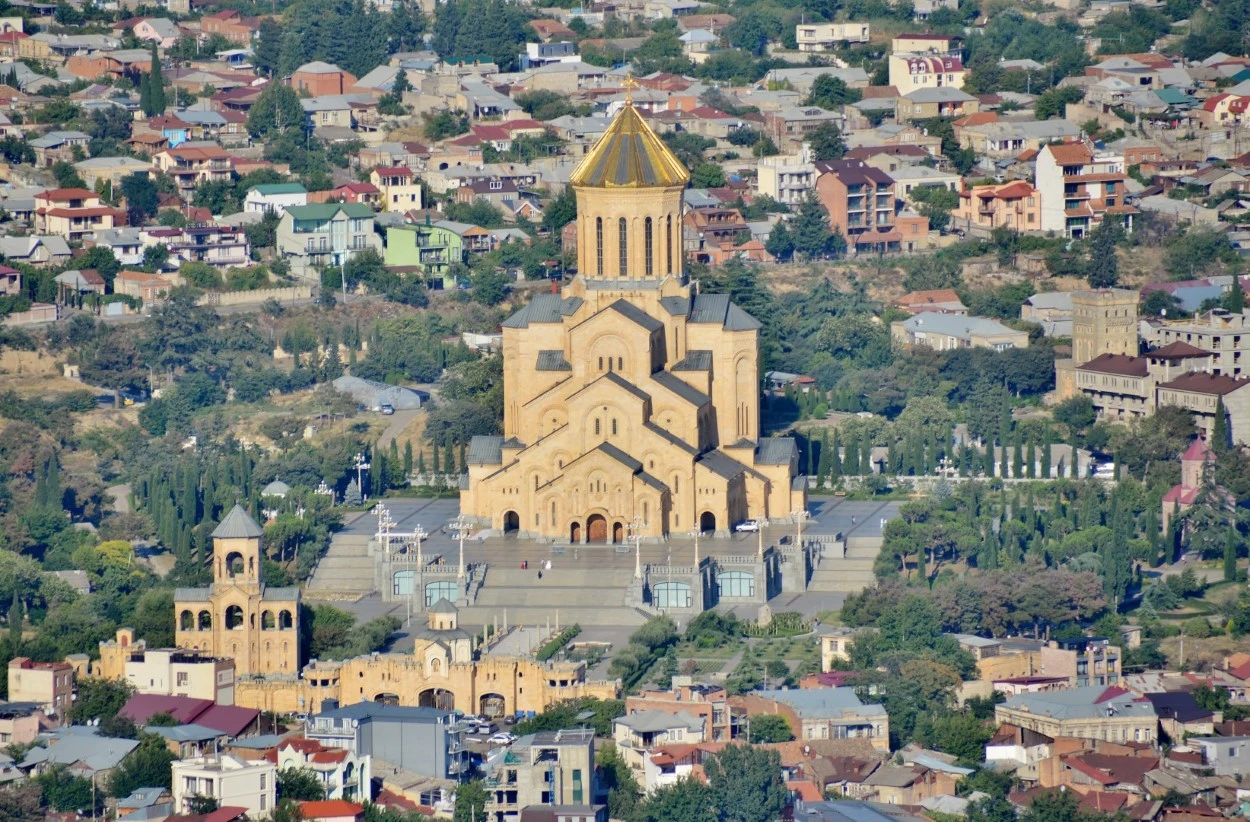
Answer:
1181;439;1214;463
212;504;264;539
429;597;457;614
568;103;690;189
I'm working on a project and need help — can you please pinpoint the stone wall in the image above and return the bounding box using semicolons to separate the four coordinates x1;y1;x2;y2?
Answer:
198;284;315;308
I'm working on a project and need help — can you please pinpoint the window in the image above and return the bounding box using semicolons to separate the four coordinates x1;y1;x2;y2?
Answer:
717;571;755;598
595;419;601;435
176;672;188;686
596;218;603;276
645;217;653;277
611;419;617;435
619;217;628;276
665;214;673;273
653;582;692;608
618;357;623;370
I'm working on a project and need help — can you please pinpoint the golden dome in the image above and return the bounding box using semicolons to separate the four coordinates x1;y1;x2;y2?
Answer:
568;103;690;189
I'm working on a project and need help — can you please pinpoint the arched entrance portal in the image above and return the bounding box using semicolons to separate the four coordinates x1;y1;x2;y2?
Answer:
612;521;624;543
503;511;519;533
700;511;716;533
587;514;608;543
570;521;581;542
374;692;400;705
480;693;506;718
418;688;455;711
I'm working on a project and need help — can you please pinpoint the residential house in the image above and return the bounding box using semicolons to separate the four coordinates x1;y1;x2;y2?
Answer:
288;61;356;96
1155;371;1250;445
1048;748;1159;795
385;220;467;287
757;151;815;207
995;686;1158;745
819;627;858;670
955;181;1042;233
795;22;871;52
54;268;105;304
21;728;138;780
87;227;145;267
309;182;382;207
273;737;371;802
912;0;957;20
683;208;749;261
72;156;154;190
1188;737;1250;777
975;637;1124;688
0;235;71;267
815;159;913;254
1144;692;1219;743
0;264;19;297
28;130;90;168
66;48;153;81
892;312;1029;351
483;729;596;819
517;806;606;822
734;688;889;752
201;10;257;45
898;87;979;120
1021;292;1075;336
765;105;842;151
370;167;423;211
298;799;367;822
115;270;183;304
453;177;526;209
1035;141;1137;237
888;165;961;204
892;289;967;316
624;682;741;744
172;755;277;817
0;704;44;746
613;710;706;772
888;54;967;96
277;202;382;277
8;658;72;721
153;146;233;199
35;187;125;241
956;117;1083;160
244;183;308;216
305;701;468;780
128;17;182;48
142;224;250;269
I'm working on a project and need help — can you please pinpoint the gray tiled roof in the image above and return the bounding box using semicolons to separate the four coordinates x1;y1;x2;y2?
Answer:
660;296;690;315
212;504;263;539
468;435;505;465
689;293;730;323
1000;686;1157;721
597;442;643;471
756;437;798;465
502;294;582;328
697;449;748;480
725;303;762;331
652;371;709;406
536;350;572;371
175;587;211;602
756;687;887;719
607;299;663;331
672;350;712;371
262;586;300;601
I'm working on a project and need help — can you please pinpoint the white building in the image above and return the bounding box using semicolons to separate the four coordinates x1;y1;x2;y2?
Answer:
757;150;816;206
172;755;276;817
276;738;371;802
1034;141;1135;237
123;649;235;704
795;22;871;52
243;183;309;217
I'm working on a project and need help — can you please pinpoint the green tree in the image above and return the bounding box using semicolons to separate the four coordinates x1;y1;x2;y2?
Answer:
71;677;133;723
278;767;326;801
747;713;794;743
805;74;862;110
909;185;960;232
691;163;726;188
1228;275;1247;313
806;121;846;161
706;745;787;822
790;192;834;259
121;173;159;223
1225;525;1240;582
915;712;992;765
36;766;100;813
248;84;305;139
472;268;510;305
765;222;794;261
635;777;715;822
1213;396;1231;453
453;779;487;822
108;733;176;797
1087;219;1121;288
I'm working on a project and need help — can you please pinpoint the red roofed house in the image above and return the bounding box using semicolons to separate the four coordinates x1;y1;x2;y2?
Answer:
308;182;382;207
201;10;258;45
1156;371;1250;445
1036;140;1136;237
893;289;967;316
153;146;233;199
954;180;1041;233
287;61;356;96
297;799;365;822
120;693;260;737
1197;93;1250;129
34;188;125;241
1162;439;1215;531
369;167;422;211
274;738;370;802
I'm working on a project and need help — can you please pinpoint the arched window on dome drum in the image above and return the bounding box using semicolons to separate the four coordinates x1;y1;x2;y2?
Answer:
596;217;603;276
666;215;673;274
645;217;653;277
619;218;628;276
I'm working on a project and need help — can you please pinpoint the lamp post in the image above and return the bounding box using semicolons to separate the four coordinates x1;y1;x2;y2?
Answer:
353;452;370;498
629;516;644;579
791;508;810;549
414;522;427;566
687;527;700;565
375;504;395;556
451;515;470;578
756;517;770;560
315;479;334;506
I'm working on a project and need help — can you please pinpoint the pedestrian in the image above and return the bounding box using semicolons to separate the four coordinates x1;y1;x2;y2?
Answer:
538;570;543;580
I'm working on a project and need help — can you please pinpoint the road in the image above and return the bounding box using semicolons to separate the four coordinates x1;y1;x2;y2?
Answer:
377;408;421;449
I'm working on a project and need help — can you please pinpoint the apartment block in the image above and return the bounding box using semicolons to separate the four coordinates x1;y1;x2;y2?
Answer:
153;146;233;199
122;648;236;704
887;54;967;96
306;700;468;781
484;729;596;820
8;657;72;722
995;686;1157;745
172;755;277;817
142;224;251;269
756;151;816;207
275;737;371;802
1035;141;1137;237
954;181;1041;233
624;682;741;743
795;22;870;52
1154;308;1250;378
276;202;383;278
814;159;906;253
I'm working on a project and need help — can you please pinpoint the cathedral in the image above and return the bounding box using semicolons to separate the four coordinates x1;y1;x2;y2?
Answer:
460;100;805;542
174;505;302;677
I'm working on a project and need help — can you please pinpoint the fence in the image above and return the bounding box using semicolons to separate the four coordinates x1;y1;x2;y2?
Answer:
197;284;315;307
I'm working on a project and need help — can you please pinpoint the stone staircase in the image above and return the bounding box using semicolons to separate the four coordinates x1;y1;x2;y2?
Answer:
807;539;881;594
305;534;375;600
456;567;651;628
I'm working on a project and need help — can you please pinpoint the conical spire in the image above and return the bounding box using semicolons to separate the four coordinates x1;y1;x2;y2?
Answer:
569;103;690;189
212;504;264;539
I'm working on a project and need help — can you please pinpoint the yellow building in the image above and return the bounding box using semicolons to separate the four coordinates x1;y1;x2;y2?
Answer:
174;505;301;678
460;100;804;541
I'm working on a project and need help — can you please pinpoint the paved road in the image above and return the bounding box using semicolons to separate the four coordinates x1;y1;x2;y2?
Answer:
106;483;131;514
377;408;421;449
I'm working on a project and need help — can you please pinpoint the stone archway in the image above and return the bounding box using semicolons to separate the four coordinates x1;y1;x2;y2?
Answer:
480;692;506;718
612;521;624;543
503;511;519;533
374;692;400;705
587;514;608;543
570;521;581;542
700;511;716;533
418;688;455;711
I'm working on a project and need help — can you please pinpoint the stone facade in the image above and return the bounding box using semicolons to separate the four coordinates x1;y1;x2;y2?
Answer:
460;101;804;542
174;506;301;678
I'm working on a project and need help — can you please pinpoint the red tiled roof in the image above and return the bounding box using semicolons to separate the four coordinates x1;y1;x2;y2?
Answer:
1047;143;1094;165
896;289;963;306
1162;485;1200;506
166;808;249;822
787;781;823;802
38;188;97;201
1150;342;1209;360
121;694;215;725
1182;438;1214;462
374;166;413;177
1080;792;1131;814
297;799;364;818
1158;371;1250;396
1078;353;1148;377
195;704;259;736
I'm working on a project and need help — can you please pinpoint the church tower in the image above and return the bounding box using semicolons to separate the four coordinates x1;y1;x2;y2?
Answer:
174;505;302;677
460;98;805;544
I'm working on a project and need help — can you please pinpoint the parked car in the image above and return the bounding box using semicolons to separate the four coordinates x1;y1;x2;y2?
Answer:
489;732;517;746
734;520;760;533
379;403;395;415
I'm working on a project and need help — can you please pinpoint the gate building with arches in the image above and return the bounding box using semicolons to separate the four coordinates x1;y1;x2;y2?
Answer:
174;505;301;678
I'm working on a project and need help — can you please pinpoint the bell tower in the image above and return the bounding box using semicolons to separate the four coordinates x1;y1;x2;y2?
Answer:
213;504;264;593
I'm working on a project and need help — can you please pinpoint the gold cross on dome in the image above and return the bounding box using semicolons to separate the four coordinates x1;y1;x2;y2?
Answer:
624;72;638;104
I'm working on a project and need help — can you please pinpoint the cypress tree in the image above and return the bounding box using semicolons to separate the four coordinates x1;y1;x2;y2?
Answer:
8;591;21;650
1225;525;1239;582
1229;273;1246;313
1013;435;1023;479
403;441;413;477
432;441;440;473
443;440;455;474
829;431;842;480
1213;397;1231;453
389;438;399;469
459;439;466;473
862;436;875;475
844;437;859;477
417;450;426;475
1041;441;1051;479
999;439;1010;479
149;42;165;113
